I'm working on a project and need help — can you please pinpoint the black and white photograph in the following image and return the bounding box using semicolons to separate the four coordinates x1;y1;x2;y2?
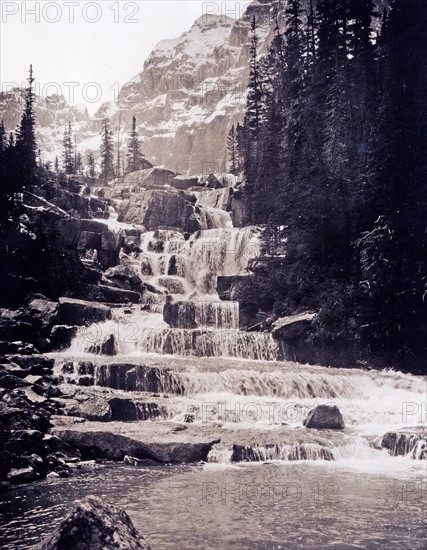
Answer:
0;0;425;548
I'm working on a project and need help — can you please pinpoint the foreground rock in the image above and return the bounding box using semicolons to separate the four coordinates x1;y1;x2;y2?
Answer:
50;421;219;463
38;495;150;550
303;405;345;430
380;427;426;459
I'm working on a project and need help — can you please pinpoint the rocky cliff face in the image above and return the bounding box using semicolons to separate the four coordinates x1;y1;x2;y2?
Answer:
0;0;387;173
0;89;90;159
100;1;275;174
0;1;275;172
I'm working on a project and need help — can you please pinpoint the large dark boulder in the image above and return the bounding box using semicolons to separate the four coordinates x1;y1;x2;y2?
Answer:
271;312;316;341
205;174;225;189
37;495;150;550
26;297;58;332
6;466;37;483
57;298;111;326
303;405;345;430
51;425;216;463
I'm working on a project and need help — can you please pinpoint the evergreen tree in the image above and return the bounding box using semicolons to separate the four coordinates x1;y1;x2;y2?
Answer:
54;156;59;173
227;125;238;175
63;122;74;174
242;15;268;222
100;118;115;181
357;0;427;354
87;152;96;178
15;64;37;188
0;120;7;156
75;151;83;175
126;116;144;174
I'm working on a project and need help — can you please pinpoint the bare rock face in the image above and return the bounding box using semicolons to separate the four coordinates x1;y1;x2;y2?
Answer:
118;188;202;232
123;167;175;188
303;405;345;430
57;298;112;326
38;495;150;550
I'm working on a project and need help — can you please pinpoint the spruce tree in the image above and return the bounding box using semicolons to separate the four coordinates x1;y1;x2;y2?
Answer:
75;151;83;175
15;64;37;188
0;121;7;156
100;118;115;182
126;116;144;174
63;122;74;174
87;152;96;178
227;125;238;175
242;16;267;222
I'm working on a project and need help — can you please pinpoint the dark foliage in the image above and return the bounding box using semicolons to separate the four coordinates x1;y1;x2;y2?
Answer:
237;0;426;365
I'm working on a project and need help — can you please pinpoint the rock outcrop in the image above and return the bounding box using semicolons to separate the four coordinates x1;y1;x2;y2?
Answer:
0;356;78;482
303;405;345;430
271;312;317;340
380;428;426;459
57;298;112;326
38;495;150;550
50;421;218;463
118;188;202;232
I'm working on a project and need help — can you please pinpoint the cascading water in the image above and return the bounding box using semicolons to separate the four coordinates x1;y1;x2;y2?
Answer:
61;180;427;470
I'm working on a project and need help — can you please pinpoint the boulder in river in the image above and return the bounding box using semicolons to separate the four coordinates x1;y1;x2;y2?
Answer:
76;397;112;422
37;495;150;550
303;404;345;430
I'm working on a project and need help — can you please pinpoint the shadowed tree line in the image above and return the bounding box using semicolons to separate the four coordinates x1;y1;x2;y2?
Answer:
231;0;426;367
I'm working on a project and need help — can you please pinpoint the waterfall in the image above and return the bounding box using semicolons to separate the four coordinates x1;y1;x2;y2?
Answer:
61;175;426;469
230;443;334;462
123;327;279;360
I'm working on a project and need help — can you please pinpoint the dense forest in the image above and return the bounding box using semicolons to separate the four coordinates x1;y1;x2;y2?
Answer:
0;66;146;305
231;0;426;368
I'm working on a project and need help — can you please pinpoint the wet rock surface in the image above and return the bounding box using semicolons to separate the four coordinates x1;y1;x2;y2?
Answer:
50;421;218;463
303;405;345;430
57;298;112;326
38;495;151;550
380;427;426;459
0;365;71;483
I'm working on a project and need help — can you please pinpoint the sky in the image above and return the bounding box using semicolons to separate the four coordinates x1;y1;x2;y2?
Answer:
0;0;250;114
